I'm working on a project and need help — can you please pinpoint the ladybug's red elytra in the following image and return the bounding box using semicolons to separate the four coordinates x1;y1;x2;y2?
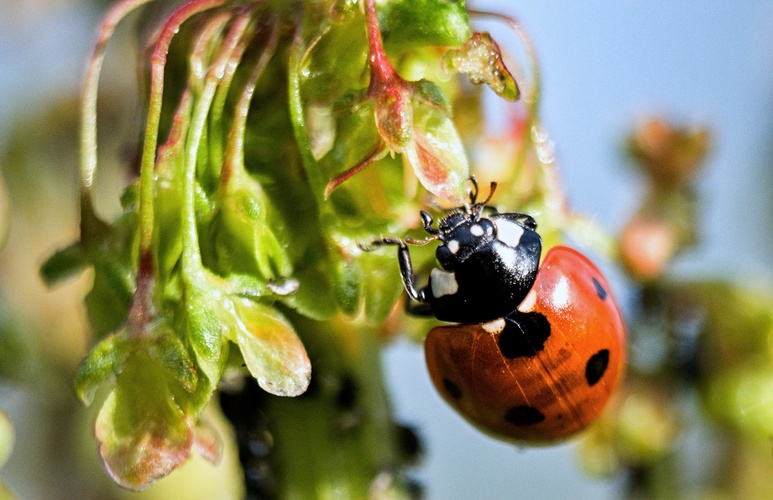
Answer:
363;180;626;443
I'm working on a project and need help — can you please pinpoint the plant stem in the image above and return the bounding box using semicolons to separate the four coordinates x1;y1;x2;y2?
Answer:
80;0;152;234
208;6;261;183
267;315;403;499
363;0;397;90
181;8;254;272
288;26;326;201
139;0;227;255
222;16;280;188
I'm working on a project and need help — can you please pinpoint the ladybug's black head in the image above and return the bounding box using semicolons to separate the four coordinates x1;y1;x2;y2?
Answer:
436;210;467;233
435;215;496;270
427;179;500;270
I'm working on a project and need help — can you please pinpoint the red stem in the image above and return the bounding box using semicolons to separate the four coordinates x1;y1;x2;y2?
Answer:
363;0;398;90
324;140;386;198
128;249;155;337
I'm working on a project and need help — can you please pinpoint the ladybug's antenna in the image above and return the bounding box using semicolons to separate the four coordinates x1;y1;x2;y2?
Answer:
480;181;497;206
470;181;497;220
467;176;480;204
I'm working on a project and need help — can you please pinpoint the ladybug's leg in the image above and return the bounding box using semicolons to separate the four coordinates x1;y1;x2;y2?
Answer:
359;237;425;304
404;292;433;316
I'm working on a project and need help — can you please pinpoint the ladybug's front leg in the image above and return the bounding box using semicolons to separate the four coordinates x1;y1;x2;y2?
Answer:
359;237;426;304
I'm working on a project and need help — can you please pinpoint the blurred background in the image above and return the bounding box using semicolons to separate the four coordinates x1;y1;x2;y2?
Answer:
1;0;772;498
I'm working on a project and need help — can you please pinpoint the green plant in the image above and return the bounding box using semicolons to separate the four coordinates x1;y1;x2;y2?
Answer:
40;0;536;494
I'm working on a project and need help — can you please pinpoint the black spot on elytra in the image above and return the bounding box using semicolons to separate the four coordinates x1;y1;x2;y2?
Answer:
443;378;463;400
592;277;608;300
504;405;545;426
585;349;610;386
498;312;551;358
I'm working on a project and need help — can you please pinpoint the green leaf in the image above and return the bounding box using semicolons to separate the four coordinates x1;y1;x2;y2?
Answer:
74;333;132;406
222;274;276;299
177;268;236;415
181;278;226;393
146;323;198;394
331;88;369;115
94;351;194;491
289;19;333;200
409;79;452;114
281;264;337;320
209;176;293;281
39;243;88;286
334;256;362;316
403;98;470;204
379;0;472;53
154;189;184;289
227;298;310;397
298;12;368;105
319;103;382;186
84;255;135;338
153;110;186;286
362;248;406;325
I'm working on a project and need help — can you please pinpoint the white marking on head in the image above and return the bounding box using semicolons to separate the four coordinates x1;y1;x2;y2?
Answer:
470;224;484;237
430;268;459;298
517;289;537;313
495;220;524;248
482;318;506;334
447;239;460;254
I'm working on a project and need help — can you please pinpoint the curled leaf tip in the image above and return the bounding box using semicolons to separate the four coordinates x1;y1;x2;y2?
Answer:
228;299;311;397
443;32;520;101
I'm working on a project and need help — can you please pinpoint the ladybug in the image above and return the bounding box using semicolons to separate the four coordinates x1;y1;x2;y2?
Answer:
363;180;626;442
